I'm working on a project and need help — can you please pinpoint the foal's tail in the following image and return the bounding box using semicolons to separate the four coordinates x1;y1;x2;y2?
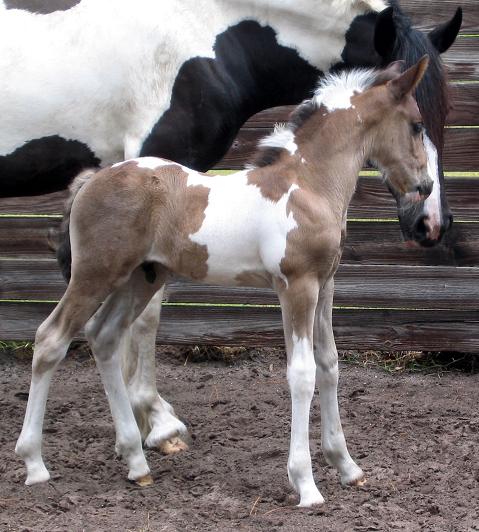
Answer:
56;169;96;283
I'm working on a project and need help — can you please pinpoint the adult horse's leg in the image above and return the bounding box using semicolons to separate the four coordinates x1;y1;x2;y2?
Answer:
120;290;188;452
277;275;324;507
313;278;364;486
15;283;111;485
85;266;175;484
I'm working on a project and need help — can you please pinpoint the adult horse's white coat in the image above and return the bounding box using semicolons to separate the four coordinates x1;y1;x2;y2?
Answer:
0;0;385;164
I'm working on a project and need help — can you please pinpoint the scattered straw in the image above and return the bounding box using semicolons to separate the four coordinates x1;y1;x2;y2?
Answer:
249;495;261;516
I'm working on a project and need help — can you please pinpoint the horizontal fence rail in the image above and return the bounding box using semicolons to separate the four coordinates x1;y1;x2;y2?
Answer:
2;302;479;352
3;261;479;310
216;128;479;171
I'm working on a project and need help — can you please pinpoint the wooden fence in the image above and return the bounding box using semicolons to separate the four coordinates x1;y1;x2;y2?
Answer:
1;1;479;351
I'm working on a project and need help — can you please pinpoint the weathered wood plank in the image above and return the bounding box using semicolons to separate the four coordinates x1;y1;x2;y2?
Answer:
400;0;479;33
2;176;479;221
442;37;479;80
3;260;479;310
0;190;67;215
2;217;478;266
1;301;478;352
245;83;479;128
216;127;479;171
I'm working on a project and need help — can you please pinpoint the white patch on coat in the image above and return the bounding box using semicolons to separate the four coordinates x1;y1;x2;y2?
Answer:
313;68;376;111
0;0;387;164
287;332;322;506
259;124;298;155
422;133;442;239
112;156;173;170
186;170;298;287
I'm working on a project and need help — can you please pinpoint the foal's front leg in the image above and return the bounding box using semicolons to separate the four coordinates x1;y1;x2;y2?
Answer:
277;276;324;507
314;278;364;486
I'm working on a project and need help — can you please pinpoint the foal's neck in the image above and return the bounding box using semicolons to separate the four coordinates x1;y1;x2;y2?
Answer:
291;109;369;218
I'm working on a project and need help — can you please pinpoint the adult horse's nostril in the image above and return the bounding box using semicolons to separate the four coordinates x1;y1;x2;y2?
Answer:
444;212;453;231
413;215;428;241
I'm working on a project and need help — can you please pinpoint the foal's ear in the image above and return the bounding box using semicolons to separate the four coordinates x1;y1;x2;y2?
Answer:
373;60;405;86
387;55;429;101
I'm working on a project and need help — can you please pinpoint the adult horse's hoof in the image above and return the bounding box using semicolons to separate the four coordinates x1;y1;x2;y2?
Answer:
134;473;154;487
158;436;189;455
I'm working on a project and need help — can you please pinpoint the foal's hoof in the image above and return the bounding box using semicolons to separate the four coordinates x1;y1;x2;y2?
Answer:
297;488;325;507
350;476;367;487
134;473;154;487
340;464;365;487
159;436;189;455
25;464;51;486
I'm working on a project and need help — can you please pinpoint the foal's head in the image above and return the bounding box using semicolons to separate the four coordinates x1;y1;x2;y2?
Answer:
363;56;433;206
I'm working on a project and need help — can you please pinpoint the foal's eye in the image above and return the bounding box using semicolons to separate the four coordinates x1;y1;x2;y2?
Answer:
412;122;424;135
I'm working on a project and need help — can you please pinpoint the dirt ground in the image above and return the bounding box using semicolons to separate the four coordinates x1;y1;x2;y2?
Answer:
0;346;478;532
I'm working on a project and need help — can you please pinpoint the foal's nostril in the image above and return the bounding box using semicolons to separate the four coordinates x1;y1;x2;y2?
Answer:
416;181;433;197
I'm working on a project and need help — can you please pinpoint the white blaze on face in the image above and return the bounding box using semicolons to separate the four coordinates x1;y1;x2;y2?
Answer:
423;133;442;240
187;170;298;287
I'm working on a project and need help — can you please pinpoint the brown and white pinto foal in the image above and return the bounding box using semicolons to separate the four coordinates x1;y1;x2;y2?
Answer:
17;56;432;506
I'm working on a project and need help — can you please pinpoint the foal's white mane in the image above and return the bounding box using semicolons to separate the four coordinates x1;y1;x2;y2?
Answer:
312;68;377;110
256;68;378;157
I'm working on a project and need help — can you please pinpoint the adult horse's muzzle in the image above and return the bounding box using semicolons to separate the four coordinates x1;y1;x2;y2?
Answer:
396;190;453;247
389;177;452;247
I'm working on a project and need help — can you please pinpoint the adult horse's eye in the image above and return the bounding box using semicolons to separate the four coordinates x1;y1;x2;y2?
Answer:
412;122;424;135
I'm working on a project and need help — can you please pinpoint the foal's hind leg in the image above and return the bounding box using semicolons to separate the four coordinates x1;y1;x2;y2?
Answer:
15;285;108;485
85;265;173;484
119;293;188;453
313;278;364;486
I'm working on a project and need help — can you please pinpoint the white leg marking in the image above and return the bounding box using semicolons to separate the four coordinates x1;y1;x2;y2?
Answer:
314;281;364;486
121;290;188;449
86;291;153;482
287;334;324;507
15;325;70;485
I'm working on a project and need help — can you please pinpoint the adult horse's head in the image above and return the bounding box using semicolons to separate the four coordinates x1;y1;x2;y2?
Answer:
346;2;462;246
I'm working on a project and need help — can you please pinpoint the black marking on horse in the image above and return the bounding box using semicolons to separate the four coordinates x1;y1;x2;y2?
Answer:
0;135;100;197
141;262;157;285
337;2;461;245
5;0;80;13
139;20;321;172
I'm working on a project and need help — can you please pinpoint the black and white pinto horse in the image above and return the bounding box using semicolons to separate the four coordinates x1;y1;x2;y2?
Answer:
0;0;461;455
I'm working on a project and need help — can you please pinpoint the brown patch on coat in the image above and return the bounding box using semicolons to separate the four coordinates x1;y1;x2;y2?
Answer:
69;160;211;287
235;270;272;288
246;165;297;203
